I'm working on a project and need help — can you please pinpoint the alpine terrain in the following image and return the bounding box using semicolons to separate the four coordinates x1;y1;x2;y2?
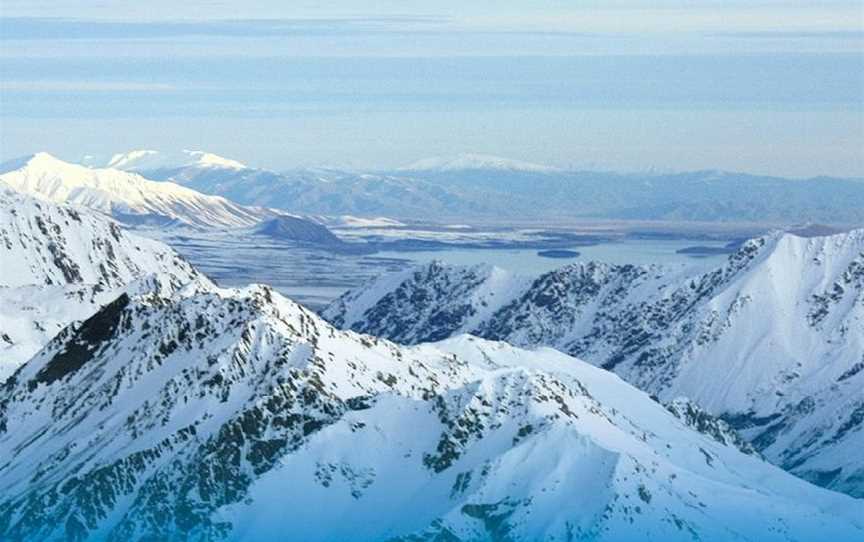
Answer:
1;277;862;541
0;153;268;229
0;186;201;379
324;229;864;497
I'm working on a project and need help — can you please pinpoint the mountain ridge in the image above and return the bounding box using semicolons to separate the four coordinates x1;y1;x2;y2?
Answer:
0;187;202;379
323;228;864;497
105;149;247;171
0;153;267;229
97;148;864;223
399;153;563;173
1;278;862;540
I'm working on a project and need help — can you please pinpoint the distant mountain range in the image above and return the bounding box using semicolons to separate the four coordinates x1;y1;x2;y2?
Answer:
103;149;864;225
399;153;563;173
323;229;864;498
0;153;361;252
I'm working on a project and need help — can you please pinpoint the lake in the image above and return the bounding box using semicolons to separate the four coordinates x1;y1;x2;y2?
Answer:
158;230;735;310
375;239;731;276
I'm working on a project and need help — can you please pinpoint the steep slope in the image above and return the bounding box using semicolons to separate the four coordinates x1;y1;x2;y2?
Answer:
0;280;861;541
324;261;532;343
324;230;864;496
0;187;201;379
0;153;267;228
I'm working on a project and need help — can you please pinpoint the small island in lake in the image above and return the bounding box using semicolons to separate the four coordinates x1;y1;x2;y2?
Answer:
537;249;581;259
676;239;746;257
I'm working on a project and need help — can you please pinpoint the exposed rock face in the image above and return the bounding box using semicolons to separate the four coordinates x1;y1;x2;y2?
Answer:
664;397;759;457
324;230;864;497
0;187;201;379
325;261;529;343
2;281;861;541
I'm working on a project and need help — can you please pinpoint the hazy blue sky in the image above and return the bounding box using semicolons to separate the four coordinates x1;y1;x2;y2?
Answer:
1;1;862;176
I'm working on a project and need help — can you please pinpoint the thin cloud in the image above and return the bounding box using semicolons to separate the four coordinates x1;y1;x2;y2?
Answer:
0;16;449;41
0;80;177;91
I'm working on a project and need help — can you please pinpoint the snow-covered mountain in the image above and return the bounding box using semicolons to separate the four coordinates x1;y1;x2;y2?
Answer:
104;149;864;223
0;153;267;229
400;153;562;173
1;278;862;541
0;187;201;379
323;230;864;497
123;159;476;220
105;149;247;171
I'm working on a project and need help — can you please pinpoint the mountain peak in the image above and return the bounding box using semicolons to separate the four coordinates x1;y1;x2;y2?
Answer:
0;152;265;228
182;149;246;169
26;151;63;164
400;153;561;173
0;190;202;377
105;149;161;170
0;152;74;175
106;149;247;171
324;227;864;498
3;276;863;540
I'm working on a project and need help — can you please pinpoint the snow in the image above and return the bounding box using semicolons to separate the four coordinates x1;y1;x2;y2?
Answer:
0;153;265;228
106;149;164;170
1;152;863;539
324;229;864;498
106;149;247;171
182;150;247;170
326;215;406;228
0;187;201;380
400;153;563;173
2;277;862;540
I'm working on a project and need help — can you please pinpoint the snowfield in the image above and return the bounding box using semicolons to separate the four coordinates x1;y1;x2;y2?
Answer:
0;187;201;379
0;278;862;541
0;153;266;228
107;149;247;171
324;229;864;498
